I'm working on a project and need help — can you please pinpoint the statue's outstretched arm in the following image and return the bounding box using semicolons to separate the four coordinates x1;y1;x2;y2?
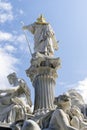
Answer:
0;88;18;94
22;23;35;34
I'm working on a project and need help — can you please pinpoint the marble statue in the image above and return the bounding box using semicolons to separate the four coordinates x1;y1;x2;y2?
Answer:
23;15;58;57
0;16;87;130
34;94;75;130
45;109;78;130
0;72;32;123
24;16;61;115
10;119;41;130
54;94;71;112
22;120;41;130
49;94;87;130
70;106;87;130
7;72;32;107
43;94;77;130
66;89;86;117
66;89;85;108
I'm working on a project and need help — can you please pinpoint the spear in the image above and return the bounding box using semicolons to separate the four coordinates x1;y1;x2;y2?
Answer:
21;21;32;57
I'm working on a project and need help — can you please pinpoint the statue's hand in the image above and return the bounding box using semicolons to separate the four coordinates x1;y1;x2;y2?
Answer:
22;26;27;30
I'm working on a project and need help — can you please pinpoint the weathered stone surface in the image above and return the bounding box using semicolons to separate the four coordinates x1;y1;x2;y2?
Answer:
0;73;32;123
66;89;85;108
26;56;61;115
0;123;11;130
65;89;87;117
22;120;41;130
24;15;61;115
26;55;61;82
23;15;58;57
53;93;87;130
1;15;87;130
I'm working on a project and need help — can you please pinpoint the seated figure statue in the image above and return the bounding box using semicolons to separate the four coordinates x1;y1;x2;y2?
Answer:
43;94;78;130
54;94;87;130
70;106;87;130
11;94;87;130
0;72;32;123
10;94;76;130
14;93;87;130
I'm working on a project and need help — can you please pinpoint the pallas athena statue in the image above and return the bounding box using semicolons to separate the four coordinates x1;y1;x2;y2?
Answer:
23;15;58;57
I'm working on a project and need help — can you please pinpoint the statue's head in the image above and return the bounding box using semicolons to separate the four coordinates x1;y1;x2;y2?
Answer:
54;94;71;111
36;14;48;25
7;72;17;85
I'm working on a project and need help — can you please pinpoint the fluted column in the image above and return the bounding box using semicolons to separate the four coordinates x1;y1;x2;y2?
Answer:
33;74;56;114
26;56;61;115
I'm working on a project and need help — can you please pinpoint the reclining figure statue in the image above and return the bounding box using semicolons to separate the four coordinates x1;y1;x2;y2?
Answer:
10;93;87;130
45;94;87;130
42;94;78;130
10;94;76;130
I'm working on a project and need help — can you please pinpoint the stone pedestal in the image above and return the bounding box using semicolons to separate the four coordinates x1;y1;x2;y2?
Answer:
26;53;61;115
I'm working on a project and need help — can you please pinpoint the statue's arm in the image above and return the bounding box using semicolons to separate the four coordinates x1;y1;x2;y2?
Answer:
0;88;18;94
22;23;35;34
23;85;32;106
18;79;32;106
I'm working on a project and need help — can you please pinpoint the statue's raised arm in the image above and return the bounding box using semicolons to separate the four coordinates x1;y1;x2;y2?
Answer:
22;15;58;57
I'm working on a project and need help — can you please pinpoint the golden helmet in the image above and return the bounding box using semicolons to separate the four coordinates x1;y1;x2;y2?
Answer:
36;14;48;24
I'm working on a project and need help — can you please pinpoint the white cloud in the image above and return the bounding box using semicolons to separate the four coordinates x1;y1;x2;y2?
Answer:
0;1;13;23
75;78;87;103
0;31;26;51
3;45;16;53
0;31;23;42
0;30;28;89
0;31;25;89
0;31;13;42
63;79;87;103
0;48;18;89
0;31;25;42
15;34;27;50
0;13;13;23
0;1;12;11
16;34;25;43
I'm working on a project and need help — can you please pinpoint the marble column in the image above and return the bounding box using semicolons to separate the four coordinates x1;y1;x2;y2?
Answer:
26;57;61;115
33;74;56;114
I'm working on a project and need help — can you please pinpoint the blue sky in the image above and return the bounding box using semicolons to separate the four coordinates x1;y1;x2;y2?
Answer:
0;0;87;103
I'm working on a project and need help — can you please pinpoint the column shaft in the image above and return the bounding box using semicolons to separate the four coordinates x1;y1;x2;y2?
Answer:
34;74;55;114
